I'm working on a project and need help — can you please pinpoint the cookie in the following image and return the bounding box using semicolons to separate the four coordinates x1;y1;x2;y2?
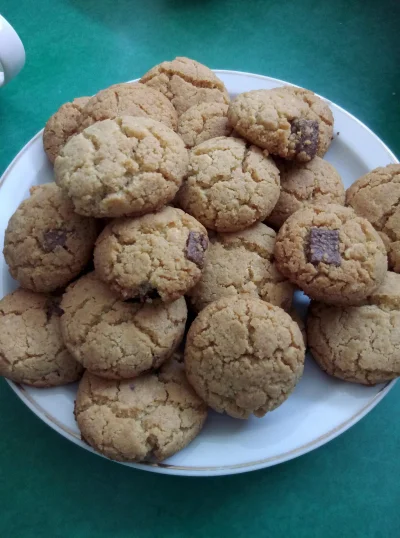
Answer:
187;222;294;312
228;86;334;162
78;83;178;132
307;272;400;385
54;116;188;218
177;102;233;148
346;164;400;272
43;97;90;164
274;204;388;305
185;296;305;419
289;308;307;347
75;354;208;462
61;273;187;379
94;206;208;302
3;183;97;293
0;288;83;387
140;57;229;116
178;136;280;232
267;157;345;228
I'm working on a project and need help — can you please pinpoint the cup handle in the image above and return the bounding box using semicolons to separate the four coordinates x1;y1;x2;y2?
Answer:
0;15;25;87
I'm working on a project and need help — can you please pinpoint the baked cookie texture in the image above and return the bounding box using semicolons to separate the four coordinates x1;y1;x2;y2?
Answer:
346;164;400;272
267;157;345;228
178;136;280;232
228;86;333;162
54;116;188;218
177;102;232;148
43;97;90;164
307;271;400;385
61;273;187;379
3;183;97;293
140;57;229;116
78;83;178;132
185;297;305;419
274;204;387;305
187;222;294;312
75;353;208;462
94;206;208;302
0;288;83;387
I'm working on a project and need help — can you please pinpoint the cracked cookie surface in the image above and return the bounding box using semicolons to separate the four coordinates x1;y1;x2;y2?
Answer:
0;288;83;386
177;102;232;148
54;116;188;218
307;272;400;385
140;57;229;116
178;136;280;232
61;273;187;379
274;204;387;305
184;296;305;419
187;222;294;312
75;353;208;462
3;183;97;292
43;97;90;164
346;164;400;272
94;206;208;301
227;86;333;162
78;83;178;132
267;156;345;228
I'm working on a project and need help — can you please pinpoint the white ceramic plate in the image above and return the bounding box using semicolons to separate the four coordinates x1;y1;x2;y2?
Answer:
1;71;398;477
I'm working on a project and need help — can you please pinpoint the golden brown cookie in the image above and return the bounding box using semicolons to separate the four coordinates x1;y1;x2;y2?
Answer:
43;97;90;164
0;288;83;387
3;183;97;293
61;273;187;379
178;136;280;232
267;157;345;228
54;116;188;218
289;308;307;347
140;57;229;116
75;354;208;462
307;272;400;385
187;222;294;312
346;164;400;272
78;83;178;132
94;206;208;302
274;204;387;305
185;297;305;419
177;102;233;148
228;86;334;162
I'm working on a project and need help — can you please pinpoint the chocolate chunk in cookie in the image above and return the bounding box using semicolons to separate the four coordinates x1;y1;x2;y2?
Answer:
308;227;341;266
42;229;68;252
290;119;319;161
185;232;208;268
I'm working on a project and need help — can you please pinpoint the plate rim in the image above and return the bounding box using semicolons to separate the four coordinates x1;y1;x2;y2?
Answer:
2;69;399;477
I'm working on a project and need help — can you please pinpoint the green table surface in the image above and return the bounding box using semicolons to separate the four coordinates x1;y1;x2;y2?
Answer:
1;0;400;536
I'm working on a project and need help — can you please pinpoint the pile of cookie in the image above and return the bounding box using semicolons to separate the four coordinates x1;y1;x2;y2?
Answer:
1;56;399;464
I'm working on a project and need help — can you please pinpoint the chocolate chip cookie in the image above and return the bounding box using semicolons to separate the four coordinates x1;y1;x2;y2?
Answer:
346;164;400;272
75;353;208;462
185;296;305;419
61;273;187;379
140;56;229;116
43;96;90;164
54;116;188;218
178;136;280;232
187;222;294;312
177;102;233;148
267;156;345;228
78;83;178;132
3;183;97;292
228;86;334;162
0;288;83;387
307;272;400;385
274;204;388;305
94;206;208;302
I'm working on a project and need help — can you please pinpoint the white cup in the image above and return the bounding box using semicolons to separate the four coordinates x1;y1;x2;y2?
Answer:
0;14;25;86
